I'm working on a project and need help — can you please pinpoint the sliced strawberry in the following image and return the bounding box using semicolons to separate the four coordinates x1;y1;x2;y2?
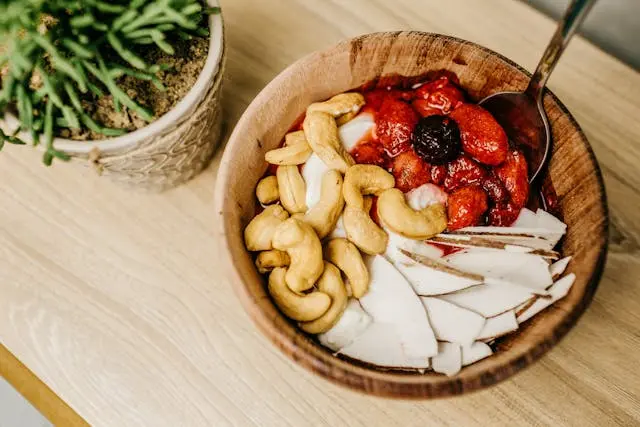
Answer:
444;154;487;192
375;98;419;157
351;141;387;167
412;100;443;118
447;185;489;230
482;174;509;204
430;164;447;186
449;104;509;166
487;202;521;226
495;149;529;208
391;150;431;192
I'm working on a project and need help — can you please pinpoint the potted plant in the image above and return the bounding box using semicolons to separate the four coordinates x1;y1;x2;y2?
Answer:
0;0;225;191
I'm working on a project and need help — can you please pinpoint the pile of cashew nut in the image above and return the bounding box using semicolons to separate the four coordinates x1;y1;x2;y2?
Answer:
243;92;448;333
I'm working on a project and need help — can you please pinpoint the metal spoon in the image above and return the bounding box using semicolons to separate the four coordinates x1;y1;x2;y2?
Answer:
479;0;597;183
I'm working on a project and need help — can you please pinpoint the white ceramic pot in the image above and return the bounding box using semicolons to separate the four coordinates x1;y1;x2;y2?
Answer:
1;1;225;191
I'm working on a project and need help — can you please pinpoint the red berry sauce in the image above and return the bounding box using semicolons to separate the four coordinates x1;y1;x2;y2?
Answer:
349;72;538;231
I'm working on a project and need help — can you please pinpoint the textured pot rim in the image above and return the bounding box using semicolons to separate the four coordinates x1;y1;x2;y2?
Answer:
1;0;224;155
215;31;609;399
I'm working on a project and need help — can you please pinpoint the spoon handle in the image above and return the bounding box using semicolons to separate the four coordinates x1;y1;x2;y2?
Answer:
525;0;598;101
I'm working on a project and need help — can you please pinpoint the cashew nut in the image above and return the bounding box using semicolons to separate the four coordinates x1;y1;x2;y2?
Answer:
268;268;331;322
255;250;290;274
343;206;388;255
299;169;345;239
272;218;324;292
303;111;355;173
276;165;307;214
244;204;289;251
343;164;395;210
285;130;307;146
377;188;448;239
323;238;369;298
299;262;348;334
256;176;279;205
307;93;365;118
265;131;312;165
335;110;358;126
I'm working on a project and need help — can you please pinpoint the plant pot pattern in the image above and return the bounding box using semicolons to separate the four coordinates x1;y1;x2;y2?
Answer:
86;49;226;191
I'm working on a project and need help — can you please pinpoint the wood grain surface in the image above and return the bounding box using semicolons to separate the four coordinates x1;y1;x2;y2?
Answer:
0;0;638;425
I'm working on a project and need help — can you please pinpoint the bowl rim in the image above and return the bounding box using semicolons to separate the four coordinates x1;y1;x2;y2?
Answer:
215;31;609;399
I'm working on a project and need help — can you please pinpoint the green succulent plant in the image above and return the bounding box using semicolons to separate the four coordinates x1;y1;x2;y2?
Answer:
0;0;219;165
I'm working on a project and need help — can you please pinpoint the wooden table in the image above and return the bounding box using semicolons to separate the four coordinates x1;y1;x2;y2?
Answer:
2;0;639;425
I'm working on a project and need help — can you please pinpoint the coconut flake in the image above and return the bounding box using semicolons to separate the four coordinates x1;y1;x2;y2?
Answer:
385;230;444;265
440;281;538;317
428;235;559;259
461;342;493;366
517;273;576;323
421;297;486;345
432;342;462;376
394;249;483;296
338;112;374;151
513;208;539;228
476;310;518;340
339;322;429;369
318;299;372;352
444;250;553;290
535;209;567;232
550;256;572;280
358;256;438;359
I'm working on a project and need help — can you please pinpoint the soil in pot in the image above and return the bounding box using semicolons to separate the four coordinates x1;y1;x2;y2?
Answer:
58;34;209;141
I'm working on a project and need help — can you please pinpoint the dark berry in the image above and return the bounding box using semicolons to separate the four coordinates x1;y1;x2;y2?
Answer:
412;115;462;165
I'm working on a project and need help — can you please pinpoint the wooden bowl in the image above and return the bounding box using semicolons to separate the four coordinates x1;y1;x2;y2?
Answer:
214;31;608;398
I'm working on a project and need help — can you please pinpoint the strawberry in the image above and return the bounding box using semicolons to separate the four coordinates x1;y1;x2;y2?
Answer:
412;100;443;118
391;149;431;192
415;76;465;112
375;97;419;156
365;89;414;111
449;104;508;166
351;141;387;167
430;164;447;186
495;149;529;208
482;174;509;204
487;202;520;226
444;154;487;192
447;185;488;230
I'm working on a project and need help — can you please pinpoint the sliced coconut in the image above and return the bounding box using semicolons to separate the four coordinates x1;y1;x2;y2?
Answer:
476;310;518;340
517;273;576;323
421;297;486;345
428;236;559;260
536;209;567;233
301;153;329;209
513;208;539;228
339;322;429;369
358;256;438;359
444;250;553;290
440;281;539;317
338;112;374;151
385;230;444;265
450;226;563;238
461;342;493;366
405;183;448;210
395;249;483;296
550;256;572;280
318;299;372;352
431;342;462;376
